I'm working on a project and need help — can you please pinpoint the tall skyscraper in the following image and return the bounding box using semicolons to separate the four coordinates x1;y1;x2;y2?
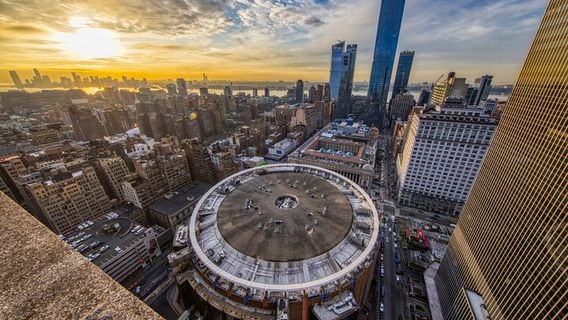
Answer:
329;41;345;101
295;79;304;103
176;78;188;96
474;75;493;105
434;1;568;319
368;0;406;124
9;71;23;89
392;50;415;95
335;44;358;118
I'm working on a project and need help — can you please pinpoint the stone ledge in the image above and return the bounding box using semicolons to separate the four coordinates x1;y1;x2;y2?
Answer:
0;192;163;319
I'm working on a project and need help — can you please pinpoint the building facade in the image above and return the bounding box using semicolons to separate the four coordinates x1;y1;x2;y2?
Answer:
336;44;358;119
25;166;112;234
433;2;568;319
368;0;406;122
396;106;497;214
392;50;415;96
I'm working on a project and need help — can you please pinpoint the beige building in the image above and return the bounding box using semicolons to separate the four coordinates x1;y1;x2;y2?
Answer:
96;156;130;202
25;166;111;234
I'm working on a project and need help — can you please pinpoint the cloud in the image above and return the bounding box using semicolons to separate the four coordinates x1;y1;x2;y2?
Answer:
0;0;549;83
304;16;326;27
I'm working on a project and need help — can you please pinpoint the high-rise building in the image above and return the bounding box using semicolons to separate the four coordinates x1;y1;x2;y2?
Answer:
474;75;493;105
9;71;23;89
181;138;218;183
396;106;497;214
329;41;345;101
295;80;304;103
392;50;415;95
176;78;188;96
96;157;130;202
335;44;358;119
433;2;568;319
430;72;466;107
389;92;416;122
68;106;108;141
252;88;258;97
264;87;270;97
25;166;112;234
166;83;177;96
368;0;406;122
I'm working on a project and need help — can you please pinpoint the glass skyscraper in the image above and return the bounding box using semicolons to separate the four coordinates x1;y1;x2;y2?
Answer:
434;1;568;319
335;44;357;118
392;50;415;96
368;0;406;114
329;41;345;101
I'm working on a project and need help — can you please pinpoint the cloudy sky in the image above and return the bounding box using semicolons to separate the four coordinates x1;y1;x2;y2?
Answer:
0;0;547;84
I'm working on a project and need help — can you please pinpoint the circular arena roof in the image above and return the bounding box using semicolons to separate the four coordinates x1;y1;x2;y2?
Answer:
189;164;379;294
216;170;353;261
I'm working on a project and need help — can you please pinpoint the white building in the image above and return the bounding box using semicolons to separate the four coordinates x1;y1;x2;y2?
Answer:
396;106;498;214
266;138;297;160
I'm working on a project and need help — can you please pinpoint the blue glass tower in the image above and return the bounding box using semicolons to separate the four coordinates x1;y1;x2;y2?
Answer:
368;0;406;124
335;44;358;119
392;50;414;96
329;41;345;101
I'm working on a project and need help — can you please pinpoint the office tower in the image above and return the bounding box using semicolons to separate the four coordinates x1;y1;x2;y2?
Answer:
335;44;358;119
417;89;431;106
252;88;258;97
396;106;497;214
264;87;270;97
465;86;479;105
33;68;42;86
308;85;317;102
25;166;112;234
392;50;415;95
200;87;209;96
0;156;28;203
295;80;304;103
181;138;218;183
166;83;177;96
71;72;82;87
389;92;415;122
434;2;568;319
368;0;406;123
176;78;188;96
329;41;345;101
474;75;493;105
96;157;130;202
122;173;153;210
210;151;238;179
223;86;233;97
68;106;107;141
9;71;23;89
153;143;192;192
430;72;468;107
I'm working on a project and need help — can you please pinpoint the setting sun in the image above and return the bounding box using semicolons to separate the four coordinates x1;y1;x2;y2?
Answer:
54;27;123;60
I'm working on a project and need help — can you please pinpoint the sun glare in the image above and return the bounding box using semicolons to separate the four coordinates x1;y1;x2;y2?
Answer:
55;27;123;59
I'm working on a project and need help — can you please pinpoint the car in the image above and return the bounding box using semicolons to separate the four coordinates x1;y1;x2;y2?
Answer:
379;303;384;312
394;243;398;249
380;254;384;261
386;237;390;243
396;275;401;283
99;245;109;253
380;267;385;276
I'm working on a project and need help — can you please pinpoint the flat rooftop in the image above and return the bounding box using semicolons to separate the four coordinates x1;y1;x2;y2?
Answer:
150;183;211;216
217;172;353;261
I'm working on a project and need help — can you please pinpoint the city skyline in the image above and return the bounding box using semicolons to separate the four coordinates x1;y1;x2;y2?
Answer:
0;0;547;84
